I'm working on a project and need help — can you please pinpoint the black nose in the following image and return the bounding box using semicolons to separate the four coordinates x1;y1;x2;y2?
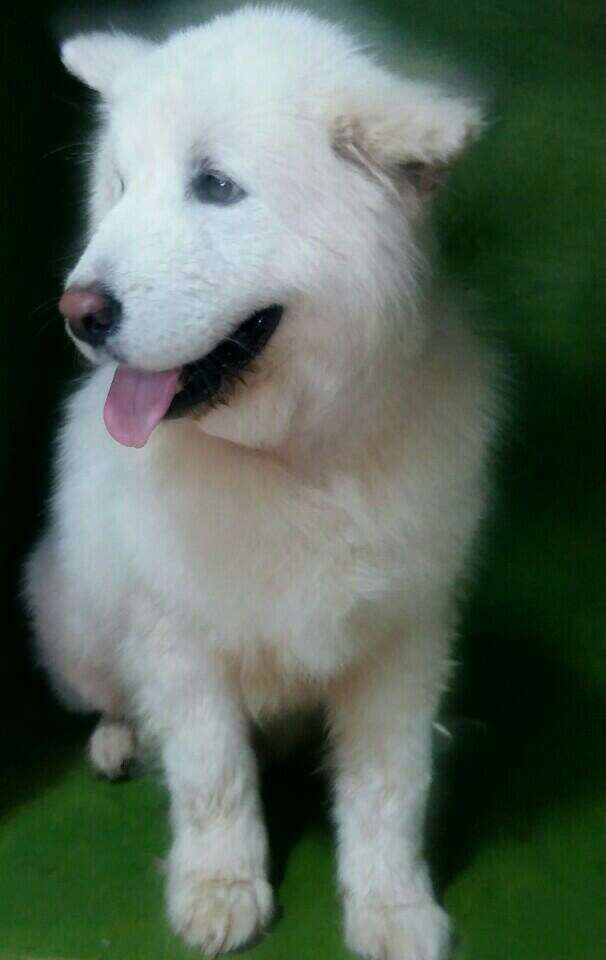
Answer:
59;287;122;347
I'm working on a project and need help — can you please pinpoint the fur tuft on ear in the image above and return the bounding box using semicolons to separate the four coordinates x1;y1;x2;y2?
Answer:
333;71;484;196
61;31;153;96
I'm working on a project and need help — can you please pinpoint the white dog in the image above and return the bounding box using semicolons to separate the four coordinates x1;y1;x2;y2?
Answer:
24;6;497;958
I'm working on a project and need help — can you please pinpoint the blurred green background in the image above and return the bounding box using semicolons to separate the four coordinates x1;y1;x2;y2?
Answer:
1;2;604;958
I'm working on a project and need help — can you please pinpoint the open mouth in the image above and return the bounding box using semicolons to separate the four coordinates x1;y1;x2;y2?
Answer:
102;305;283;448
166;304;283;419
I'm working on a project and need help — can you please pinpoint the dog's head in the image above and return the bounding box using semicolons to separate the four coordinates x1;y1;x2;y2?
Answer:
59;6;481;449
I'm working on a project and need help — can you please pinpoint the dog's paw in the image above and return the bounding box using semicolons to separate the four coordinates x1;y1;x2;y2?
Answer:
344;897;451;960
168;874;274;956
88;719;136;779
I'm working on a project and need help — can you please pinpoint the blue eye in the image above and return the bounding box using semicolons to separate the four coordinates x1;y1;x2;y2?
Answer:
191;171;245;205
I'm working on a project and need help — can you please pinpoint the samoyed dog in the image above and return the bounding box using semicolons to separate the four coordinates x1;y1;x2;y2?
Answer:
24;5;496;957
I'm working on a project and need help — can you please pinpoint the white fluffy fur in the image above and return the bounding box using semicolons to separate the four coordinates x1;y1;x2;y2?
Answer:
24;6;496;958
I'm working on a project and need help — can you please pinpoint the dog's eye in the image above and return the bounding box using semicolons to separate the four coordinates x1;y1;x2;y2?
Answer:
191;171;245;205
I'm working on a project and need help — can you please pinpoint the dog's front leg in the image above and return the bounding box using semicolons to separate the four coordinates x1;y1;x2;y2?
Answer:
131;624;272;956
328;630;452;960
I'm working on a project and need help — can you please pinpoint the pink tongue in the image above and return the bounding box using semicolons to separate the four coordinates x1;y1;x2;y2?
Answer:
103;366;181;448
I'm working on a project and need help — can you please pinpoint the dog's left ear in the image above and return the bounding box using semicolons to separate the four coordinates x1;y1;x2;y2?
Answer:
333;73;483;198
61;31;154;98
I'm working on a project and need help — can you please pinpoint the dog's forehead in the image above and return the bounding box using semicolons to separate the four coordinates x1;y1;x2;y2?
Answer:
115;64;301;167
110;18;348;166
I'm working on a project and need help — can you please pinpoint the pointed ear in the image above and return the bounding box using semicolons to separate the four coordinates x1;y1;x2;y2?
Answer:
333;74;484;198
60;31;154;96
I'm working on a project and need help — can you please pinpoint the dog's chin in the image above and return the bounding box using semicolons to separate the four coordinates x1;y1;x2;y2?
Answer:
165;305;283;419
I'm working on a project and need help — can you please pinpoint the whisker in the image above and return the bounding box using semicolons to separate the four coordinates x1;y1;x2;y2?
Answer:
220;335;255;358
42;140;90;161
31;295;60;316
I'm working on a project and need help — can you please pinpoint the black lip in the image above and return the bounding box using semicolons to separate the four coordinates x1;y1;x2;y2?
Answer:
164;305;283;419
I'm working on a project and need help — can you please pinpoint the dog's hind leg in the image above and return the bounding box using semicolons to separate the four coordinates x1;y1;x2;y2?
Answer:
40;641;138;780
89;715;137;779
24;534;137;778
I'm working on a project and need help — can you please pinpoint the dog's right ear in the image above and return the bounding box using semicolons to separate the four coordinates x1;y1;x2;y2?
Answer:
332;70;483;202
61;31;154;97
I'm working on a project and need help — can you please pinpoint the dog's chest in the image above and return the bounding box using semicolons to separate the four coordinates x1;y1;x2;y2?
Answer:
128;437;386;676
